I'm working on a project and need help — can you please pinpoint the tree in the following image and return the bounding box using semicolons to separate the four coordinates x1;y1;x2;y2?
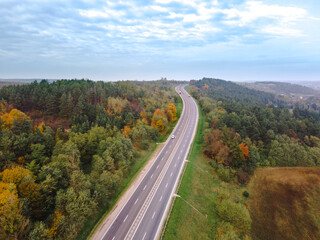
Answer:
0;182;29;239
165;103;177;122
59;93;73;118
239;143;249;161
1;108;30;130
151;109;168;134
122;125;131;139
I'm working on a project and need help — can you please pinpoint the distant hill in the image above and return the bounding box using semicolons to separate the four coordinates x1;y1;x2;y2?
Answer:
297;81;320;91
190;78;286;106
0;79;60;88
239;81;320;100
0;78;58;83
0;81;29;88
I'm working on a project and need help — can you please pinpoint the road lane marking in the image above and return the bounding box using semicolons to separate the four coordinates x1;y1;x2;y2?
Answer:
134;198;139;205
174;163;177;167
170;172;173;177
124;215;128;223
157;164;159;169
112;237;115;240
180;150;183;153
142;232;147;240
152;211;156;219
151;174;153;179
166;151;168;154
159;195;163;202
143;185;147;190
165;183;168;188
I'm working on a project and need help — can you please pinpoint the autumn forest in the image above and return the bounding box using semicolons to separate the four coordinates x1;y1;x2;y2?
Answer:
0;79;180;239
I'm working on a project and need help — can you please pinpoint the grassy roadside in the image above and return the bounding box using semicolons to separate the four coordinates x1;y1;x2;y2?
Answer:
76;90;183;240
163;88;247;240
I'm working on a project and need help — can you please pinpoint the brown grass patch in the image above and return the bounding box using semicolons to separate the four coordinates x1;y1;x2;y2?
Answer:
247;167;320;240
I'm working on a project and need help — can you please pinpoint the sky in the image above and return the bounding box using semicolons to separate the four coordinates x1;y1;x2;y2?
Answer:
0;0;320;82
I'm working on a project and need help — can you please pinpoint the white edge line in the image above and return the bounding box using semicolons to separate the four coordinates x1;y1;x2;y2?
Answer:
129;86;189;240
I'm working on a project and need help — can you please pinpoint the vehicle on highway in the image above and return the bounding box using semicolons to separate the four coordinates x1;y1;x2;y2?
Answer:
188;94;190;97
171;135;175;139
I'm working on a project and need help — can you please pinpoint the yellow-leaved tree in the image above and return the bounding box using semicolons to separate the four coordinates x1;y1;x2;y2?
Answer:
0;103;30;129
0;182;29;239
165;103;177;122
151;109;168;134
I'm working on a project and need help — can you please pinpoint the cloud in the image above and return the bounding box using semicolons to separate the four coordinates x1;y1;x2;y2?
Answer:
261;26;304;37
79;8;126;19
221;1;307;26
0;0;318;69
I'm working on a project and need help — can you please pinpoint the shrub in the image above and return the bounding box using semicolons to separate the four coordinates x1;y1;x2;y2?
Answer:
216;165;236;183
242;191;249;198
216;199;252;233
216;221;240;240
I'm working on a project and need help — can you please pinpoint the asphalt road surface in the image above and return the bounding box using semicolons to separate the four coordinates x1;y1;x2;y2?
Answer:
100;86;199;240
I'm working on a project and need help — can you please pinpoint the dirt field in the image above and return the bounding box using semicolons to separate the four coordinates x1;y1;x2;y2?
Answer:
247;167;320;240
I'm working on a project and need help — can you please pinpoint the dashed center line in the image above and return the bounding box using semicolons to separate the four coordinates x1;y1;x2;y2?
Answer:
134;198;139;205
123;215;128;223
152;211;156;219
174;163;177;167
143;185;147;190
165;183;168;188
151;174;153;179
159;195;163;202
170;172;173;177
112;237;115;240
156;164;159;169
142;232;147;240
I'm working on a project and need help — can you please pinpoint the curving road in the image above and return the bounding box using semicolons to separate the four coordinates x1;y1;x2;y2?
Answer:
97;85;199;240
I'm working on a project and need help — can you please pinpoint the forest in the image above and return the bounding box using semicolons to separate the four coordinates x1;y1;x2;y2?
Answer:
191;78;320;182
0;79;181;239
190;78;320;239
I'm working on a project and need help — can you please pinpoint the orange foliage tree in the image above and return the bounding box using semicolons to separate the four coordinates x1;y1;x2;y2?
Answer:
239;143;249;161
122;126;131;139
48;211;63;238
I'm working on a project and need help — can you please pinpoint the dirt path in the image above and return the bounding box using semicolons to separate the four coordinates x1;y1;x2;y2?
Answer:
90;143;165;240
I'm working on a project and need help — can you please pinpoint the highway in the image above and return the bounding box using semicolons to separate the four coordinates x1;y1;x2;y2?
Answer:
98;85;199;240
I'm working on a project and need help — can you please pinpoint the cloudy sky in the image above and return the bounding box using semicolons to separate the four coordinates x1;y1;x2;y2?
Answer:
0;0;319;81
